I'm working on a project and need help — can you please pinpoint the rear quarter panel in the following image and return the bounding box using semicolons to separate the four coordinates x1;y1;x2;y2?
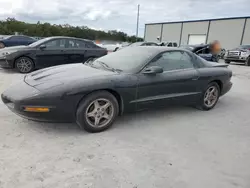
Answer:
197;67;232;91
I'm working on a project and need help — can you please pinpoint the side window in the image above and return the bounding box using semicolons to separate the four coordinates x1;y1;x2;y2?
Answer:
167;43;173;47
43;39;66;49
149;51;194;71
74;40;86;48
173;43;178;47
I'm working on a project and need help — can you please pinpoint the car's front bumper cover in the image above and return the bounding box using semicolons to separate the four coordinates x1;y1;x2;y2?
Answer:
0;58;12;68
1;81;77;123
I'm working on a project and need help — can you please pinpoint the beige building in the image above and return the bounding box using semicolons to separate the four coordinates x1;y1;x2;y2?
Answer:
144;16;250;49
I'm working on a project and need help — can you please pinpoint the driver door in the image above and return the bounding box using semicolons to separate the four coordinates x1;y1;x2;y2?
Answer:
135;51;201;110
35;39;68;68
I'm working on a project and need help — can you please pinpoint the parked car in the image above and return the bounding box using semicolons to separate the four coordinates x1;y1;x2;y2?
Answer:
1;46;232;133
159;42;178;47
224;45;250;66
180;44;219;62
0;35;36;49
115;41;159;51
0;36;107;73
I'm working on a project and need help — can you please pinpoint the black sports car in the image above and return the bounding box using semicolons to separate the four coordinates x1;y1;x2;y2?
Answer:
1;47;232;133
0;35;36;49
0;36;107;73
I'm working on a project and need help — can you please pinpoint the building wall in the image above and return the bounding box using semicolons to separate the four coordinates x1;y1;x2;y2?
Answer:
145;17;250;49
161;23;182;44
208;19;245;49
242;18;250;45
181;21;209;45
144;24;162;42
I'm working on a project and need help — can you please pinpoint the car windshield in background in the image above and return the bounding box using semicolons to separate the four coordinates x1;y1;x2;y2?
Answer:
28;37;52;47
239;45;250;49
90;47;157;73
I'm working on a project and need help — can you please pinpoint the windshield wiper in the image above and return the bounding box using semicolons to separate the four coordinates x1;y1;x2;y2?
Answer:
97;61;122;73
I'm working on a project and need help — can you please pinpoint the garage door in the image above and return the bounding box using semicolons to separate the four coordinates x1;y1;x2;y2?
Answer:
188;35;206;45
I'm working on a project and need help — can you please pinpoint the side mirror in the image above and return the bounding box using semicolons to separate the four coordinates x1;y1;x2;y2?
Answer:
143;66;163;75
39;44;46;50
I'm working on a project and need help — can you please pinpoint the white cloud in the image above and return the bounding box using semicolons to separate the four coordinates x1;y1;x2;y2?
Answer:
0;0;249;36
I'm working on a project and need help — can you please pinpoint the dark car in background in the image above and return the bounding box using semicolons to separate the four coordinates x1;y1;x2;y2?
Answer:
180;44;220;62
0;35;36;49
0;36;107;73
224;45;250;66
114;41;159;51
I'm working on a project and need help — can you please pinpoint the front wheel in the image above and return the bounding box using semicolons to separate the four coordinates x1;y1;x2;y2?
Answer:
15;57;34;73
245;57;250;66
76;91;119;133
197;82;220;111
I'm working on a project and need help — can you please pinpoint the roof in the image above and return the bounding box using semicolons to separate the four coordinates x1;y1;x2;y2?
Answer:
145;16;250;25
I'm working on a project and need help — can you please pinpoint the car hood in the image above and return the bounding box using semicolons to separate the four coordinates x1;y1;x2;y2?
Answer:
229;48;248;52
24;64;117;90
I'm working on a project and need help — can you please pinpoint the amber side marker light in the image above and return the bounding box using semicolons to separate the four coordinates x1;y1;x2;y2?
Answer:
24;107;50;112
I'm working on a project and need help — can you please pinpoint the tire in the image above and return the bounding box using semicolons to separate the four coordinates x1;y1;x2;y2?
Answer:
245;57;250;66
113;47;119;52
76;91;119;133
196;82;220;111
15;57;34;73
0;42;5;49
225;60;230;64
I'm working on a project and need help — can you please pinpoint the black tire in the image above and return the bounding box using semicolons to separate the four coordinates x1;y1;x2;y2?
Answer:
15;57;34;73
225;60;230;64
245;57;250;66
76;91;119;133
196;82;220;111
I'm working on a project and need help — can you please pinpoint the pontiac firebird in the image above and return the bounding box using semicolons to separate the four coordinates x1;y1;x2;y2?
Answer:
1;46;232;133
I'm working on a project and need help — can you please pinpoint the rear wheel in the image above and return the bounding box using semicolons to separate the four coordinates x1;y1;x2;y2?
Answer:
197;82;220;111
15;57;34;73
76;91;119;133
225;60;231;64
245;57;250;66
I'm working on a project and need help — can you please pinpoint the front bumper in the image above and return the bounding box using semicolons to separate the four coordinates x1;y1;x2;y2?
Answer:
224;55;247;62
221;81;232;96
0;58;13;68
1;81;76;123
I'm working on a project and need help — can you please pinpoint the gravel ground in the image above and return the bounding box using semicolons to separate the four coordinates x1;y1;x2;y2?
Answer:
0;62;250;188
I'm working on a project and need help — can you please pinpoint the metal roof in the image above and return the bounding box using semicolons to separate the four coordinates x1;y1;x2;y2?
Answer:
145;16;250;25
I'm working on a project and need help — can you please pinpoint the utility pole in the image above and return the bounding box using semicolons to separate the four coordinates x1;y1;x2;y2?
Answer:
136;4;140;40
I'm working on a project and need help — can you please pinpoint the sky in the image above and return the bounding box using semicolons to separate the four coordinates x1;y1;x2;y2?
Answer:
0;0;249;37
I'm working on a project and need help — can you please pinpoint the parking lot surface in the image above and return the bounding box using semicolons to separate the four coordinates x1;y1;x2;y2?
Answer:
0;63;250;188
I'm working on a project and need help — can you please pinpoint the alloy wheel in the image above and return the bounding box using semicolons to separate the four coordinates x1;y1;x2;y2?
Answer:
204;86;219;107
85;98;114;128
16;58;33;73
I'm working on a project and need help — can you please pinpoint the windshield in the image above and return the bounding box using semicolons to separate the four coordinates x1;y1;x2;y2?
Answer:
28;37;52;47
89;47;158;73
238;45;250;49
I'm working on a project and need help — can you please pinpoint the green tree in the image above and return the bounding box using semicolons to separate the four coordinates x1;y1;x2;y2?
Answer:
0;18;143;42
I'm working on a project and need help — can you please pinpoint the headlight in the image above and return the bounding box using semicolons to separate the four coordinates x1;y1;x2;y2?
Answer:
2;52;10;56
1;51;16;56
241;52;248;57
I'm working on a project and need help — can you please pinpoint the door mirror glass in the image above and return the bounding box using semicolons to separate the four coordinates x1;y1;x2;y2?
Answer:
39;44;46;49
143;66;163;75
